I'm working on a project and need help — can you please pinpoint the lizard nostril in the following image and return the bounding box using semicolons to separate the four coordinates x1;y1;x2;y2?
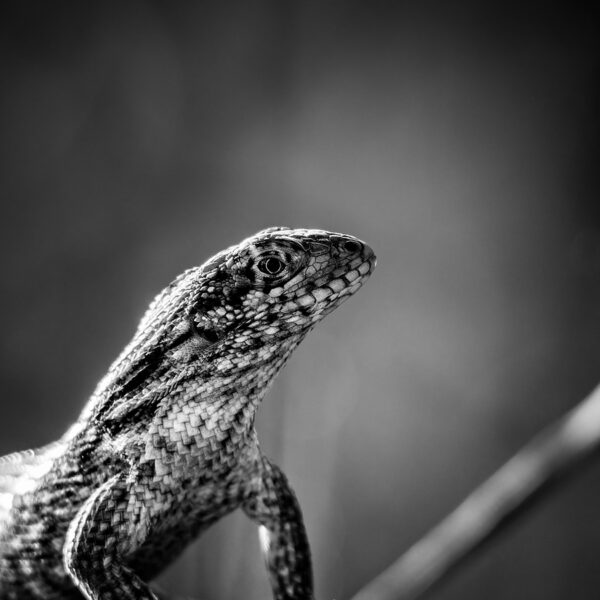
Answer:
343;240;361;254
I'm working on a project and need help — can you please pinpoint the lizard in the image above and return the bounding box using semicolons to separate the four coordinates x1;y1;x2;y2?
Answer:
0;227;376;600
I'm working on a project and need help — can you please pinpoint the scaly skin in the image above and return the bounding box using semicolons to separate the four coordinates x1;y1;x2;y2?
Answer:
0;227;376;600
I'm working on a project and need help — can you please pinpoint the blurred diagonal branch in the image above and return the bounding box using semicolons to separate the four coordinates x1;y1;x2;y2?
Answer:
350;383;600;600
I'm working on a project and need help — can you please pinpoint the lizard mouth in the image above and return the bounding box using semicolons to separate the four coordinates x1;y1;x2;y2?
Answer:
321;248;375;295
293;242;376;316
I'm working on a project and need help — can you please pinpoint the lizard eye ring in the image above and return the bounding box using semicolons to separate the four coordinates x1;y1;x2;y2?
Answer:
257;256;286;277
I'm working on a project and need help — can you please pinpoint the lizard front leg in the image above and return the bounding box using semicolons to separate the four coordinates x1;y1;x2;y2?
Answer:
63;472;159;600
243;456;314;600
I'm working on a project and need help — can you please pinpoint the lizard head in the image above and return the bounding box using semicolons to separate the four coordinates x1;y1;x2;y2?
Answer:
190;227;376;354
96;227;375;424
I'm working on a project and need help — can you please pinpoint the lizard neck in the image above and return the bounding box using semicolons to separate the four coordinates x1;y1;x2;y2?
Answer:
209;334;304;403
157;335;305;460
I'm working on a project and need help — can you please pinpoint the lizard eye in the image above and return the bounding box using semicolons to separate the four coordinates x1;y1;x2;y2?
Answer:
257;256;285;276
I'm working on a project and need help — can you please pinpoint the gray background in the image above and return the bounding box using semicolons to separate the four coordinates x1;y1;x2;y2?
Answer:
1;2;600;599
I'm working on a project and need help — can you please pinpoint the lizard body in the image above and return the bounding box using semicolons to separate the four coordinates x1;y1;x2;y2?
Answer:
0;227;376;600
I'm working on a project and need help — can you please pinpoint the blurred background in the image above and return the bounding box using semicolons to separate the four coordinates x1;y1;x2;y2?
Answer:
1;2;600;599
